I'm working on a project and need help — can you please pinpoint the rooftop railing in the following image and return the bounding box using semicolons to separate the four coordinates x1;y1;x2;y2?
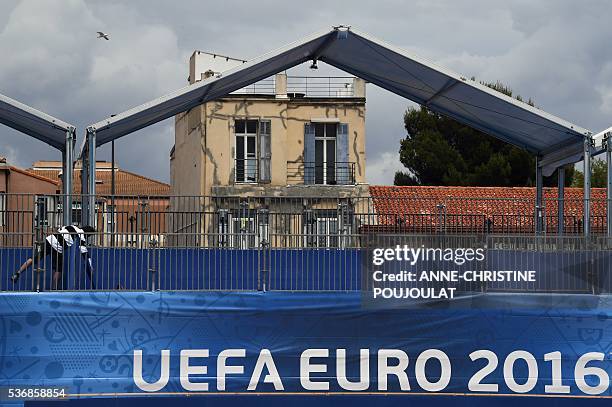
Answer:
231;76;358;98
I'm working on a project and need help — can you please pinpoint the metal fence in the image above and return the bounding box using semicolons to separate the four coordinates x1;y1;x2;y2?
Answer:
0;193;610;293
286;76;357;97
231;76;357;98
0;193;608;246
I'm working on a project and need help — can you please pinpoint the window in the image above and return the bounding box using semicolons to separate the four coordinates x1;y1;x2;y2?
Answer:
235;119;259;183
303;204;354;248
71;202;82;226
105;204;117;233
303;209;339;248
70;202;99;229
231;210;258;248
0;193;5;227
35;196;59;228
234;119;272;184
217;206;269;249
304;122;349;185
314;123;337;184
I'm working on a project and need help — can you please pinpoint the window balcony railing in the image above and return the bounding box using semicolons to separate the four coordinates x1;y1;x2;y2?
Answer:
234;158;258;183
287;162;356;185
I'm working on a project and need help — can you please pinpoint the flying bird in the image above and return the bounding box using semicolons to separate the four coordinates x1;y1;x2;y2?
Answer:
97;31;110;40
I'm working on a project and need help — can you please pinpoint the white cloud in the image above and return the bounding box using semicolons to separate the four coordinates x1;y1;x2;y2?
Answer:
366;151;405;185
2;0;612;184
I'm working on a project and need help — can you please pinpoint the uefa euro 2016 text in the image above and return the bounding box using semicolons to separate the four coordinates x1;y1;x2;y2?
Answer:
132;348;608;395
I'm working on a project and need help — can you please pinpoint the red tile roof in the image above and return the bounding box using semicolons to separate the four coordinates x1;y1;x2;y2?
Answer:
28;167;170;196
5;165;59;185
369;186;606;233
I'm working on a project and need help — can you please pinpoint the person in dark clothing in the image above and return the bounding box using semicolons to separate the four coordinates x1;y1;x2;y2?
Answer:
12;225;96;289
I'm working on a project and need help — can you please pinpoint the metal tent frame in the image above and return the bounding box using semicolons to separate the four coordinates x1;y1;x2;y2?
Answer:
78;26;598;235
0;93;76;225
1;26;595;236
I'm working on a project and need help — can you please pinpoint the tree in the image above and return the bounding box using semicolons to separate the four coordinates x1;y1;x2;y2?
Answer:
572;159;607;188
394;81;574;187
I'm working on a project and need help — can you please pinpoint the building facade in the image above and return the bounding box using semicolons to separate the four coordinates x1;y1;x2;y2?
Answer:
170;52;369;247
0;157;59;246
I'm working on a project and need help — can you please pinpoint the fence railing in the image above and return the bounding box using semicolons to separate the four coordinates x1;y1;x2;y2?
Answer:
286;76;356;97
0;193;610;293
0;194;609;248
2;232;611;293
287;161;356;185
231;77;276;95
230;76;357;98
234;158;259;183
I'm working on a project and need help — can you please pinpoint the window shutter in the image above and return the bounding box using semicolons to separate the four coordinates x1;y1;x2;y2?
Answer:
336;123;349;184
304;123;316;184
259;120;271;183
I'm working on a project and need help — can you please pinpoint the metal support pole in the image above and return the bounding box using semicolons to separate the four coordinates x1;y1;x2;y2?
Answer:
535;155;544;234
605;132;612;236
87;128;97;228
62;128;74;226
111;140;116;246
557;166;565;235
583;136;592;236
62;149;66;219
80;138;89;226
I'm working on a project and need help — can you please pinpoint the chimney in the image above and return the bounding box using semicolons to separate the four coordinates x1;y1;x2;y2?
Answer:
275;73;288;99
189;51;246;85
353;78;366;98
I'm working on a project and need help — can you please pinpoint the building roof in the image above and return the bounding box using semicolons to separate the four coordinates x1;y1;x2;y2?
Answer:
0;157;59;186
83;26;591;177
28;161;170;196
0;161;60;186
369;185;605;233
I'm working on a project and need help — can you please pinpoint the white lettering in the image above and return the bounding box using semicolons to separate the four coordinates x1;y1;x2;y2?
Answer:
248;349;284;391
217;349;245;391
134;349;170;392
337;349;370;391
300;349;329;390
377;349;410;391
180;349;209;391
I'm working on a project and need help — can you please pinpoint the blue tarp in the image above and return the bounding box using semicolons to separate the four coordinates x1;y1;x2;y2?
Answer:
0;291;610;406
2;247;610;292
0;248;362;291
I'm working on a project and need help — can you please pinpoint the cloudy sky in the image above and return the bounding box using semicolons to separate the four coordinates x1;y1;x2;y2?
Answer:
1;0;612;185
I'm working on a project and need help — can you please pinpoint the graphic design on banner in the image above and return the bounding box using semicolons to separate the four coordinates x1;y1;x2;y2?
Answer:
0;291;611;403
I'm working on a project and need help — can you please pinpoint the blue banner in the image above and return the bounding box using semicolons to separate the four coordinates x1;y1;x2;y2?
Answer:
0;291;610;406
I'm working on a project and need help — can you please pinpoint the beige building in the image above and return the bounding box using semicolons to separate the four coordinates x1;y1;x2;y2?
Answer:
170;51;369;248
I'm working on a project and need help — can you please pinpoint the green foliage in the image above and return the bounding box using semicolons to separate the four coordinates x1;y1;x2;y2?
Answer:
572;159;607;188
395;81;571;186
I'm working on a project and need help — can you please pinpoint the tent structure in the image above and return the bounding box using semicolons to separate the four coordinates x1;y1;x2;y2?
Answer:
75;26;596;234
593;126;612;235
0;93;75;224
